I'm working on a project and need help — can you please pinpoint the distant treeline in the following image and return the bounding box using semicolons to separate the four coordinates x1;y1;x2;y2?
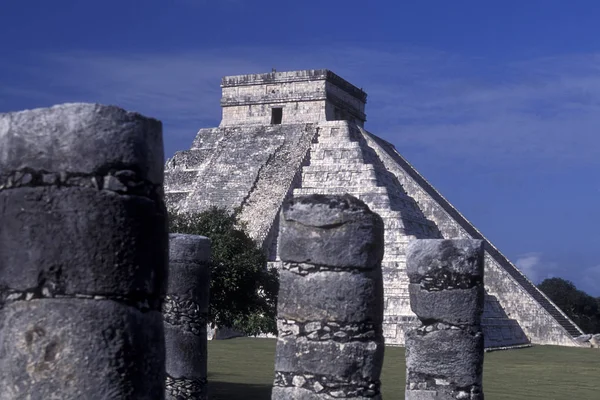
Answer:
538;278;600;334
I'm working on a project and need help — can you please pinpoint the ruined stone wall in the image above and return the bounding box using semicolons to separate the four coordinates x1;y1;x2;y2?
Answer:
238;125;318;247
165;124;318;245
360;128;581;346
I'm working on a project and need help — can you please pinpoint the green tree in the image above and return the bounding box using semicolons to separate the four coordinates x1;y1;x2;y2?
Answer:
169;207;279;336
538;277;600;333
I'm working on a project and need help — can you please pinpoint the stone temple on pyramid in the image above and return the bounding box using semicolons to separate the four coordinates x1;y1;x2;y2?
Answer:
164;69;583;348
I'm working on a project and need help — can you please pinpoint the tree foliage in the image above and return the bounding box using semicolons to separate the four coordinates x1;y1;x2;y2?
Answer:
538;277;600;334
169;207;279;335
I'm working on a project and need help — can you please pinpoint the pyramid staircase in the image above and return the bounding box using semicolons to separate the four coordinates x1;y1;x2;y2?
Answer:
357;130;584;344
488;250;583;337
291;121;442;344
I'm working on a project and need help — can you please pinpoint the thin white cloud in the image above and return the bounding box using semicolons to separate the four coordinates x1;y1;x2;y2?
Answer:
515;253;600;297
515;252;546;283
1;45;600;167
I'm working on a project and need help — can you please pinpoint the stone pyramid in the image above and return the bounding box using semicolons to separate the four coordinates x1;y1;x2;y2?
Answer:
164;69;583;347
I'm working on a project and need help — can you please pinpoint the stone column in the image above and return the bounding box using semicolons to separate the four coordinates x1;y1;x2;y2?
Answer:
0;103;168;399
405;239;485;400
272;194;385;400
164;233;211;400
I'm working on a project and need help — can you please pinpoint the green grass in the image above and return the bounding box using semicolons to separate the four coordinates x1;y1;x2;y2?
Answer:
207;338;600;400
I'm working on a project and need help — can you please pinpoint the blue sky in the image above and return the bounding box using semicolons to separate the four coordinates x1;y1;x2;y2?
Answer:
1;1;599;295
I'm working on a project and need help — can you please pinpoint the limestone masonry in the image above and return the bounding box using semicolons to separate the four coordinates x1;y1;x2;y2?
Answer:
164;234;211;400
0;104;168;398
164;69;584;347
273;194;385;399
405;239;486;399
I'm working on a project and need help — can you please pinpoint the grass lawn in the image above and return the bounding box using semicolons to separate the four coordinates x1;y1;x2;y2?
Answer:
207;338;599;400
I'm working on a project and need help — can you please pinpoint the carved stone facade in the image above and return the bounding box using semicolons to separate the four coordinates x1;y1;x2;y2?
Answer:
164;69;583;347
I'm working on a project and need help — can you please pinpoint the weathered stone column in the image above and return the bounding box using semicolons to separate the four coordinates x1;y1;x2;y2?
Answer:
0;103;168;399
272;194;385;400
164;233;211;400
405;239;485;400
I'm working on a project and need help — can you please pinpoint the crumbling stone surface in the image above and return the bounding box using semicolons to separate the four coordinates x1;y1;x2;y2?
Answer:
279;194;385;269
405;239;485;400
165;376;207;399
273;194;385;400
165;123;319;249
164;234;210;400
0;103;168;399
0;299;165;399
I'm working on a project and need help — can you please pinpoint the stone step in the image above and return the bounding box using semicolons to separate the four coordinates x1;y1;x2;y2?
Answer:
294;186;389;195
381;260;408;268
302;164;376;173
315;137;360;145
310;141;362;150
311;147;364;158
164;169;200;191
318;124;353;135
382;256;408;263
301;176;380;187
308;158;368;166
499;262;583;337
382;217;418;230
376;210;438;229
164;191;189;205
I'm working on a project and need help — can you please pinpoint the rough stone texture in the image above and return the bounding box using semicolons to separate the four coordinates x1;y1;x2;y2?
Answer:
165;123;318;249
408;285;482;326
164;69;583;347
164;234;210;400
279;194;385;268
0;103;167;399
0;103;164;185
405;239;485;400
0;187;167;301
273;194;385;399
0;299;164;400
277;269;383;324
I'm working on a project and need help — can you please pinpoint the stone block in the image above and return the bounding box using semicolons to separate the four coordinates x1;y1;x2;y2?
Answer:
0;186;168;298
0;103;164;184
277;269;383;324
0;298;165;400
274;337;384;382
167;234;210;307
164;234;210;399
279;194;384;268
406;240;484;286
408;284;484;325
272;386;381;400
404;390;439;400
164;324;207;379
405;329;484;388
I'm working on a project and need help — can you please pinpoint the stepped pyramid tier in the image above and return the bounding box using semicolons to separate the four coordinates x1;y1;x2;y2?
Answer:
165;69;583;347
